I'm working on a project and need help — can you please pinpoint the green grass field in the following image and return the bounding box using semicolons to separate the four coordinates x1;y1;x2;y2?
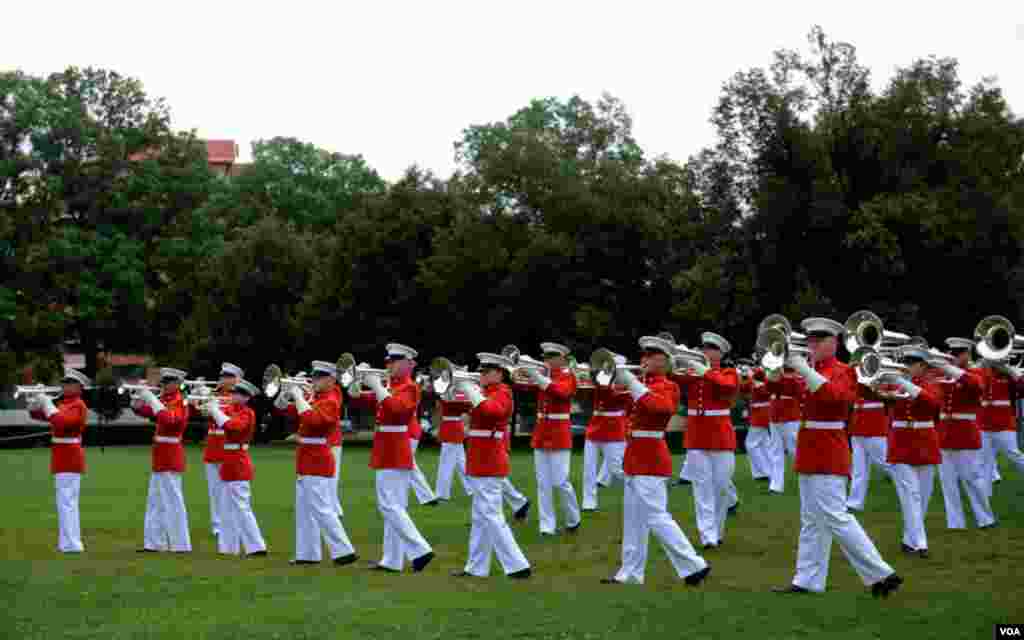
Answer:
1;443;1021;639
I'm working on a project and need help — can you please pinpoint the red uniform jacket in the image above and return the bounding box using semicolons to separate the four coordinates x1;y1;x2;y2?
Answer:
30;393;88;474
757;369;804;424
515;367;576;450
290;386;341;477
133;390;190;473
936;369;984;450
220;405;256;482
978;368;1024;433
466;383;514;477
623;374;680;477
886;376;942;466
672;366;738;451
741;377;772;428
767;356;854;476
349;374;419;470
584;384;631;442
438;394;471;444
848;384;890;438
279;386;342;447
202;389;233;464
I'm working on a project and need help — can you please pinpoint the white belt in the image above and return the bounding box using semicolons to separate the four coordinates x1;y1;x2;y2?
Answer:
593;410;625;417
777;396;796;400
750;402;770;409
298;436;327;445
630;430;664;439
538;413;570;420
223;443;249;451
376;425;408;433
855;403;884;410
803;421;845;430
983;400;1011;407
892;420;934;429
442;417;464;422
941;413;976;421
687;409;730;416
154;436;181;444
52;437;81;444
468;429;505;439
208;429;225;436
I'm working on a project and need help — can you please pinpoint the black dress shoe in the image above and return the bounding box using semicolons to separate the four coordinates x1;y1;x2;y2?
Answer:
423;499;440;507
581;508;598;513
247;550;268;557
917;549;929;559
412;551;435;572
684;565;711;586
333;553;358;566
566;522;581;533
703;543;718;550
728;502;739;516
676;479;692;486
755;477;770;482
450;569;473;577
871;573;903;598
136;548;160;553
508;568;531;579
980;521;999;529
900;543;917;554
772;584;809;594
289;559;318;565
540;532;557;537
597;482;611;489
513;501;531;521
365;562;399;572
600;577;623;584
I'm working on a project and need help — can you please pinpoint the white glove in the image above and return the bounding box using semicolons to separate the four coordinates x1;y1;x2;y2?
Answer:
26;394;43;412
208;400;230;427
365;374;391;400
936;362;965;380
787;355;826;393
893;376;922;399
688;361;709;377
616;368;649;401
39;395;58;419
462;383;485;408
526;368;551;389
273;390;290;410
139;389;166;414
293;392;313;414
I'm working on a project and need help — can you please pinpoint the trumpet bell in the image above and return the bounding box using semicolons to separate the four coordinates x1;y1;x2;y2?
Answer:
263;364;283;397
337;353;357;387
758;314;792;337
850;347;882;384
589;348;619;387
757;327;789;370
975;315;1016;361
844;309;884;353
501;345;520;364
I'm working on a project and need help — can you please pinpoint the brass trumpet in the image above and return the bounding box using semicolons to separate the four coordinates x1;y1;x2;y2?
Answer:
974;315;1024;362
430;357;481;400
262;364;313;398
13;384;64;400
117;383;163;398
502;344;549;383
589;348;644;387
336;353;390;396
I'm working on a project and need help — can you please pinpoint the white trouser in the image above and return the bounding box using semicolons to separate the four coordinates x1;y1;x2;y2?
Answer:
204;463;223;535
982;431;1024;495
597;454;611;486
376;469;432;570
143;472;192;552
408;438;437;504
745;427;772;479
533;449;581;534
502;477;529;512
436;442;473;500
791;474;894;592
847;436;893;510
295;475;355;562
332;446;344;517
890;464;935;551
582;439;626;509
218;480;267;555
55;473;84;552
687;450;735;546
938;449;995;529
464;477;530;576
678;452;691;481
615;475;707;584
769;421;799;493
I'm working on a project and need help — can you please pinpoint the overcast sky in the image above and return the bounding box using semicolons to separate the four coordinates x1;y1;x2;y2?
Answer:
4;2;1023;182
